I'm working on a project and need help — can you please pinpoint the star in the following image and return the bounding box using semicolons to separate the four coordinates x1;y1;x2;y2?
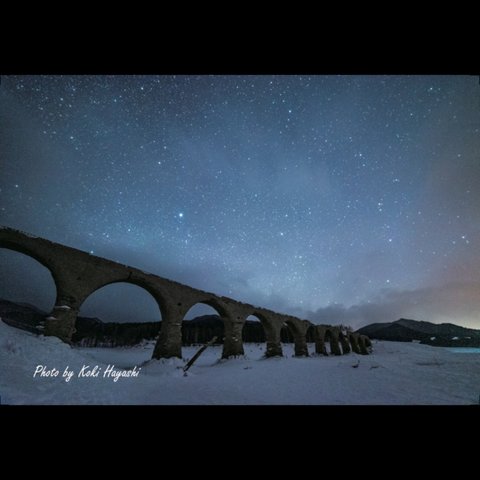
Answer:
0;74;478;329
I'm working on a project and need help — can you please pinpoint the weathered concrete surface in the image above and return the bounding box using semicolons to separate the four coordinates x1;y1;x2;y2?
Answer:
285;318;311;357
358;335;370;355
327;327;342;356
249;310;284;358
222;318;245;358
0;226;372;359
313;325;328;356
153;311;183;358
339;332;351;354
44;309;77;344
349;333;361;354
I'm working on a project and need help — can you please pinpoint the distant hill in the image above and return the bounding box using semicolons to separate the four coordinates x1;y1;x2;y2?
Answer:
0;299;47;334
357;318;480;347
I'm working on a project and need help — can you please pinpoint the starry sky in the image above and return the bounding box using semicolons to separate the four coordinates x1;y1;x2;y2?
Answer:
1;75;479;328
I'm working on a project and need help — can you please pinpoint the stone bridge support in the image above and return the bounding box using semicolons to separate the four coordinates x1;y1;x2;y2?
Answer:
349;333;361;354
248;311;284;357
286;318;311;357
328;327;342;356
339;331;351;354
358;335;370;355
152;296;249;360
222;304;246;358
222;317;246;358
152;306;183;359
45;307;78;343
313;325;328;356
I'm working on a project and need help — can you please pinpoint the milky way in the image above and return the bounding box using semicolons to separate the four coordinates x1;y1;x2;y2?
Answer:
1;75;479;327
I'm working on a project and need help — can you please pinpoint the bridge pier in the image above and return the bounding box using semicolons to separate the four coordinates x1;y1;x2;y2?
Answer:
264;320;283;357
349;333;361;354
313;326;328;355
45;307;77;343
339;332;351;354
222;318;245;358
286;319;310;357
152;314;182;359
266;340;283;357
358;335;370;355
293;333;309;356
329;327;342;356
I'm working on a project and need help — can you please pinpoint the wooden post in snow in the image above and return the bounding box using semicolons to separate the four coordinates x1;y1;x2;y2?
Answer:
183;336;218;375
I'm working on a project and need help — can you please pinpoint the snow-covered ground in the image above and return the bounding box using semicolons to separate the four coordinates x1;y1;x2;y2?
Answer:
1;320;479;405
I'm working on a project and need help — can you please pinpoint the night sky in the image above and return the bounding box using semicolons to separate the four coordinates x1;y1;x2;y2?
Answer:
1;75;479;328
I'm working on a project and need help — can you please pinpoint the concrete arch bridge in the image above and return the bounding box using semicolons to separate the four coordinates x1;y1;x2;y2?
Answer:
0;227;371;359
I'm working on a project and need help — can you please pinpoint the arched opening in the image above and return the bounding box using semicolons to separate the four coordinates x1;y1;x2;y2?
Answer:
243;315;267;358
182;302;225;347
280;324;294;343
279;323;294;356
306;325;316;343
244;315;266;343
0;248;57;333
181;302;226;365
76;282;164;365
306;324;316;354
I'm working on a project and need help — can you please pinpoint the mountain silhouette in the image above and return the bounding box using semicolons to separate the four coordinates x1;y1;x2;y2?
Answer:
357;318;480;347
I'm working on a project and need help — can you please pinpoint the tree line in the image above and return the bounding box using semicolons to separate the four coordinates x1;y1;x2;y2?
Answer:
72;315;320;348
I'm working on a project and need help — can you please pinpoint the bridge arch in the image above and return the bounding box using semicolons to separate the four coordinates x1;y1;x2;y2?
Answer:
0;227;372;358
181;299;244;359
77;278;168;322
244;314;267;343
76;281;166;351
152;295;243;361
180;296;230;319
0;248;58;332
244;311;285;357
0;241;61;304
181;301;226;348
